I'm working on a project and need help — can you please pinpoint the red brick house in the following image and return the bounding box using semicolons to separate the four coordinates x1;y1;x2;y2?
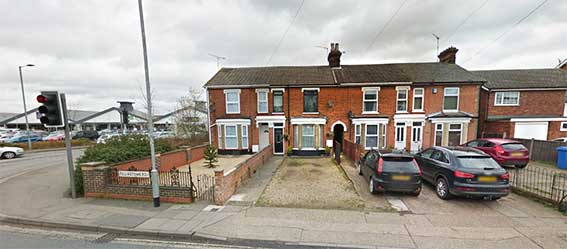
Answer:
474;69;567;140
204;45;486;155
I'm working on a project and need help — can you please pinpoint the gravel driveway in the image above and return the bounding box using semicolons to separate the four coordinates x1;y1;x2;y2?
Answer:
256;157;364;210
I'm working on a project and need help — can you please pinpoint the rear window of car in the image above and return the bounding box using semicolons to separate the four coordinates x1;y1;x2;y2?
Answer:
382;157;419;172
501;143;526;151
456;156;501;169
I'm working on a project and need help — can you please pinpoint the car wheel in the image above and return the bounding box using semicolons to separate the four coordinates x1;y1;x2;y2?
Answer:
369;177;378;194
357;162;363;175
436;177;452;200
516;164;527;169
2;152;16;159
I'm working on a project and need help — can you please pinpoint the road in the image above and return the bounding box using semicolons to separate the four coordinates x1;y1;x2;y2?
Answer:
0;225;271;249
0;149;84;181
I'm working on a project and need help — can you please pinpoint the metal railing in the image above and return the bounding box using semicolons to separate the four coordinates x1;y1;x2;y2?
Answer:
509;166;567;206
108;166;193;187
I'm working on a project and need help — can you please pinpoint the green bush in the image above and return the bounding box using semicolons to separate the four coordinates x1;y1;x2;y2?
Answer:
75;134;174;195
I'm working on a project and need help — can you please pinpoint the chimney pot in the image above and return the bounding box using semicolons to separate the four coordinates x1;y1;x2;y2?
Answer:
327;42;342;67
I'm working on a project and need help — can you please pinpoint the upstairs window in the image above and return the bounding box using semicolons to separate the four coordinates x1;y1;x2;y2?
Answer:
303;89;318;113
494;92;519;106
224;89;240;114
413;88;424;111
443;87;459;111
396;88;408;112
256;89;268;113
273;90;284;113
362;87;379;113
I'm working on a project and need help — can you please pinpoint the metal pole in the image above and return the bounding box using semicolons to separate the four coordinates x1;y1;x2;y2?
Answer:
18;66;32;151
138;0;160;207
60;94;76;198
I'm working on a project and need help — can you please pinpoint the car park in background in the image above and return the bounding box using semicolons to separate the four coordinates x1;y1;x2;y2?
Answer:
0;146;24;159
4;134;42;143
43;132;65;141
358;150;422;196
415;146;510;200
463;138;529;168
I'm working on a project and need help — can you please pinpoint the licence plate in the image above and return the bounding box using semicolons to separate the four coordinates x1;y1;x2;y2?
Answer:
392;175;411;181
512;152;524;157
478;176;497;182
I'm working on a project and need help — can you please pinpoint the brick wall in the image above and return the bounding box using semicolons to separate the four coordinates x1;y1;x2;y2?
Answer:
487;90;565;117
343;138;363;165
213;145;273;205
81;162;193;203
112;144;208;171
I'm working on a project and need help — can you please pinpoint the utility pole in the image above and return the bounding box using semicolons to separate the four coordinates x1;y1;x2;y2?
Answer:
208;53;226;69
432;33;440;56
137;0;160;207
18;64;35;151
60;93;76;198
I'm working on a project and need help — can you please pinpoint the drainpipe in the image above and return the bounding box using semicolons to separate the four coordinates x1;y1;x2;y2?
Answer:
205;87;212;145
287;85;291;149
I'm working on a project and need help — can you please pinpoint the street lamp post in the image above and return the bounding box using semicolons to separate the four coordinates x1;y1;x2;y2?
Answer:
18;64;35;151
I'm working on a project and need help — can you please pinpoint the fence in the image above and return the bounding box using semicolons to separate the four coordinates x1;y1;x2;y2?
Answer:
108;166;193;187
510;166;567;206
343;139;362;166
515;138;567;164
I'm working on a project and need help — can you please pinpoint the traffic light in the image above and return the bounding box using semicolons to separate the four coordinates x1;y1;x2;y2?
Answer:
37;91;64;127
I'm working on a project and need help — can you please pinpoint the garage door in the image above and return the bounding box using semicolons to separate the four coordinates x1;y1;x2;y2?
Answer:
514;122;548;140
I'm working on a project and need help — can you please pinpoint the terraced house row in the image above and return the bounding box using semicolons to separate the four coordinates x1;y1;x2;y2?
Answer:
204;44;567;155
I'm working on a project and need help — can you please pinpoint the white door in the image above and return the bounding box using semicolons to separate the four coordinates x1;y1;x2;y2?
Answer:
410;122;423;153
259;124;270;149
514;122;548;140
395;122;406;150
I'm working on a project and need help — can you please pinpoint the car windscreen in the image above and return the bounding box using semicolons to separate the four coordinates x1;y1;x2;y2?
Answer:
501;143;526;151
456;156;501;169
382;157;419;172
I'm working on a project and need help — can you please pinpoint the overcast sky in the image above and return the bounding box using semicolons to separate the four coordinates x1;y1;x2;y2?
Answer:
1;0;565;114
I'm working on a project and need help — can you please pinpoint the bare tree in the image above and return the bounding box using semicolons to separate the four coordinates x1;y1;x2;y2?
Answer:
174;87;207;141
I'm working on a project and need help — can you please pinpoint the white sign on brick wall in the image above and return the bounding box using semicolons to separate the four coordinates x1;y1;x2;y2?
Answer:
118;171;150;178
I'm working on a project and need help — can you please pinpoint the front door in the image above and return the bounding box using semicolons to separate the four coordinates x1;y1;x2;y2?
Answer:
259;124;269;150
395;122;406;150
410;122;423;153
274;127;284;154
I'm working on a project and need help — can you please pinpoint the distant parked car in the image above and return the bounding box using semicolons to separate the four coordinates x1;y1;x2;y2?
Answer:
96;134;120;144
415;146;510;200
155;131;175;139
43;132;65;141
5;134;42;143
73;130;99;140
357;150;422;196
463;138;529;168
0;146;24;159
551;137;567;142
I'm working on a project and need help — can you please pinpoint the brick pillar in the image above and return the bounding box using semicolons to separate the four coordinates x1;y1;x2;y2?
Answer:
80;162;108;196
214;169;224;205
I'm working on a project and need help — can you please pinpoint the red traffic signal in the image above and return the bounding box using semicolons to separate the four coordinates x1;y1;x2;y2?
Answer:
36;95;48;103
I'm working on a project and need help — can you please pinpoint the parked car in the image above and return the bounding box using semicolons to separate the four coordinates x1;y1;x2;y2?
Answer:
551;137;567;142
0;146;24;159
415;146;510;200
155;131;175;139
463;138;529;168
4;134;42;143
96;133;120;144
357;150;422;196
73;130;99;140
43;132;65;141
0;134;13;143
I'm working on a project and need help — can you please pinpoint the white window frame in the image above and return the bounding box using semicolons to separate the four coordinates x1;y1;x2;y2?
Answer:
241;125;248;148
224;125;238;149
217;125;222;149
355;124;361;144
256;89;269;113
301;124;315;149
448;123;463;145
224;89;241;114
365;124;379;150
494;91;520;106
434;123;443;146
412;88;424;112
443;87;459;112
362;87;380;114
272;90;284;114
396;88;408;113
561;122;567;132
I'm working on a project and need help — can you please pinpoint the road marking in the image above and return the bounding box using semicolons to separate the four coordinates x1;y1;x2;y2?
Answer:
385;196;409;212
0;224;105;241
114;238;262;248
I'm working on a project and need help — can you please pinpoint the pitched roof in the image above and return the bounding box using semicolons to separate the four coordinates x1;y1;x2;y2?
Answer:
472;69;567;89
205;62;485;87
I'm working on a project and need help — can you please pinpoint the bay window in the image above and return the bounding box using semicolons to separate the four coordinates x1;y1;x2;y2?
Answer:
355;124;361;144
241;125;248;148
224;125;238;149
301;125;315;148
365;125;379;149
448;123;462;146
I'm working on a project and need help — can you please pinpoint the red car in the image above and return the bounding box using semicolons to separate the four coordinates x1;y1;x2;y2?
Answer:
463;138;529;168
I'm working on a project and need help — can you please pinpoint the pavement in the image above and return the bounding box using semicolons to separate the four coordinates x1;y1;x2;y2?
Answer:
1;154;567;249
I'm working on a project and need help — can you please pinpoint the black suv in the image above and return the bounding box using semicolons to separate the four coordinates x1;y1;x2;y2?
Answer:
73;130;99;140
358;150;422;196
415;146;510;200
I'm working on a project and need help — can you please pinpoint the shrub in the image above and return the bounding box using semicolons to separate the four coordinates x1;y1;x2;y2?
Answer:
74;134;174;195
203;144;218;168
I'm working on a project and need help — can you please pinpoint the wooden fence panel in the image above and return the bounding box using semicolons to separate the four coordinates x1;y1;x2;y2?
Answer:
515;138;567;164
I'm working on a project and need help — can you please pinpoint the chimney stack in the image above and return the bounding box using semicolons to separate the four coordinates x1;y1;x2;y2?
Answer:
560;60;567;71
438;47;459;64
327;42;342;67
